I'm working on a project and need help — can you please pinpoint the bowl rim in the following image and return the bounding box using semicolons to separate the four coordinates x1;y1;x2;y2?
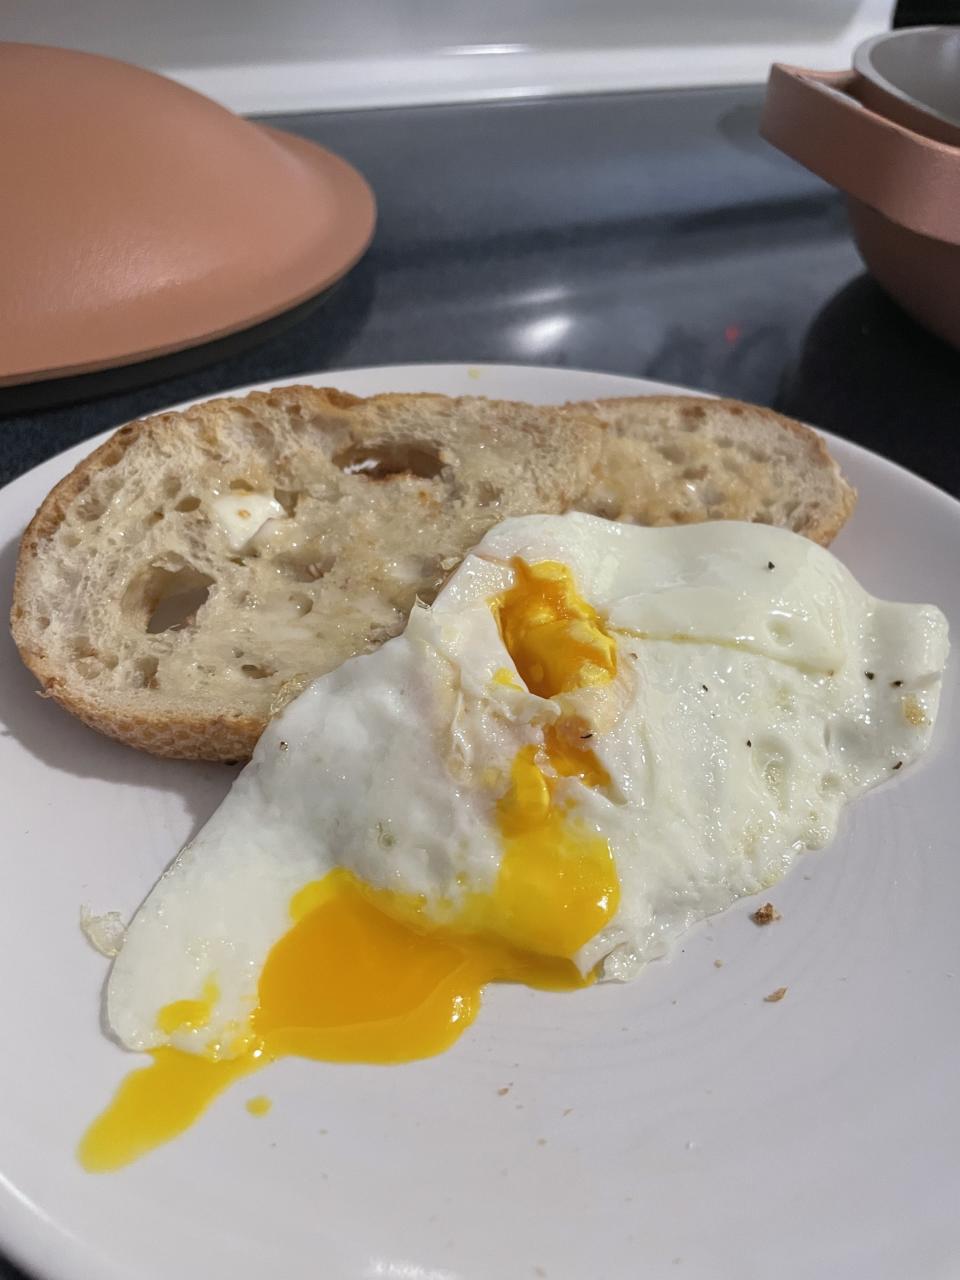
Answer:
853;24;960;131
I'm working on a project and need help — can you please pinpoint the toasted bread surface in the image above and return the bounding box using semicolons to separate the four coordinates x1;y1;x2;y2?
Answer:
11;386;601;759
11;388;855;760
574;396;856;546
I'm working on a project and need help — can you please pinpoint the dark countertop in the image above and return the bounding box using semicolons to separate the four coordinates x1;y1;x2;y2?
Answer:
3;85;957;503
1;84;958;1280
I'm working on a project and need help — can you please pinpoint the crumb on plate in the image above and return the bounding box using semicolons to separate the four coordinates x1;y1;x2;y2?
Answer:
750;902;782;925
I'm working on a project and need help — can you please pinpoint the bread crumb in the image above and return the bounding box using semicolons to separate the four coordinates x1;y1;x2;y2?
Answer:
713;958;724;968
497;1086;510;1096
750;902;781;926
764;986;788;1003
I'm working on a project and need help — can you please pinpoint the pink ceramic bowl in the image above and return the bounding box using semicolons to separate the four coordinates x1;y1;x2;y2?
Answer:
761;26;960;350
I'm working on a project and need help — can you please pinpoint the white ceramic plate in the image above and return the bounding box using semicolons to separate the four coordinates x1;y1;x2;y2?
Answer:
1;364;958;1280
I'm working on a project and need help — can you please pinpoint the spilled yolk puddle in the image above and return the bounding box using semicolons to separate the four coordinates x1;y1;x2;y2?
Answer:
79;560;620;1172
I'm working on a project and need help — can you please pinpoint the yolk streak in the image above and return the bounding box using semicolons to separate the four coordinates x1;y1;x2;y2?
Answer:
155;978;219;1035
80;559;621;1172
492;666;522;689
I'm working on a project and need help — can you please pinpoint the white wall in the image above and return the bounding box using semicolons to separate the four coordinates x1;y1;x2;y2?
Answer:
5;0;895;113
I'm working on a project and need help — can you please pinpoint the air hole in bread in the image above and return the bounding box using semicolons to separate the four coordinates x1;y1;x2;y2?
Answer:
332;440;444;481
241;663;275;680
61;530;81;549
146;510;165;526
37;615;50;631
71;639;116;678
657;443;684;465
77;497;106;522
721;457;744;478
717;437;734;449
681;465;708;482
175;496;201;513
147;579;214;633
229;478;256;493
285;553;335;582
123;563;215;634
289;592;314;617
388;553;441;587
274;488;300;517
475;480;502;508
580;486;620;519
136;656;159;689
162;476;180;499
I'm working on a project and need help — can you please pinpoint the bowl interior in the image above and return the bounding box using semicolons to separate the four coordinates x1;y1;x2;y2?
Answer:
854;26;960;128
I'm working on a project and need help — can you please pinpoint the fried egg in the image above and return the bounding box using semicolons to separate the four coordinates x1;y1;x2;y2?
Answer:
82;514;949;1170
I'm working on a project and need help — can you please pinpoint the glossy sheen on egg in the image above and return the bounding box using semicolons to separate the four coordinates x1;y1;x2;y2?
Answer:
84;515;949;1170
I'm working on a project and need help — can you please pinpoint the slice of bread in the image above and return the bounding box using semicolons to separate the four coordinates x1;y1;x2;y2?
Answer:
11;386;602;760
11;387;856;761
574;395;856;545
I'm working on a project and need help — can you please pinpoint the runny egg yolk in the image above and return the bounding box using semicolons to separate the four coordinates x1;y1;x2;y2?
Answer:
494;558;617;697
79;560;620;1172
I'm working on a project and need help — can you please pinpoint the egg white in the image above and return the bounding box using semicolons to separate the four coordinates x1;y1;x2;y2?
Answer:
107;514;949;1055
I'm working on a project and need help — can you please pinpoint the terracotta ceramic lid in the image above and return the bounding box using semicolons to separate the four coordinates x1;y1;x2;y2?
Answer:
0;44;376;386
